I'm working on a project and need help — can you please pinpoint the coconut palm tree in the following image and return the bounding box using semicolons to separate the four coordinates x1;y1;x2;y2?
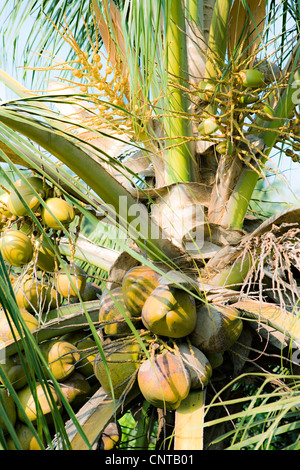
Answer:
0;0;299;450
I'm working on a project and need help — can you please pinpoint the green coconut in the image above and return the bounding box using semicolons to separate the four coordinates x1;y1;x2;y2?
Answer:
198;117;219;136
0;388;17;434
93;341;141;398
0;354;28;390
189;303;243;354
240;69;265;88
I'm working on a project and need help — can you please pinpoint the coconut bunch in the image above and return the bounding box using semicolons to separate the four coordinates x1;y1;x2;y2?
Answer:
0;312;102;449
0;174;103;316
94;265;243;411
194;64;283;159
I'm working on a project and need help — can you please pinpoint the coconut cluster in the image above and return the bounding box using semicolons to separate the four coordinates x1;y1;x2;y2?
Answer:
0;175;106;448
195;66;279;156
94;265;243;411
0;175;103;311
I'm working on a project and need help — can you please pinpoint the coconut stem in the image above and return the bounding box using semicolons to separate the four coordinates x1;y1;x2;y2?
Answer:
164;0;196;184
174;389;205;450
204;0;231;81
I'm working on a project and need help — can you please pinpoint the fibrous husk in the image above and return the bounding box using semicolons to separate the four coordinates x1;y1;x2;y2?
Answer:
202;205;300;288
228;0;266;64
150;183;209;252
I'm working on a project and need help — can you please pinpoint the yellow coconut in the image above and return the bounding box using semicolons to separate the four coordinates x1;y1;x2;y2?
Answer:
41;197;75;230
94;341;140;398
59;332;98;378
14;275;60;313
137;350;191;410
17;382;62;424
40;339;80;381
122;265;160;316
56;264;86;299
100;421;122;450
0;230;33;267
189;303;243;354
0;192;12;218
6;423;43;450
0;388;17;434
59;372;91;408
8;184;43;217
99;287;139;337
0;308;38;343
141;285;197;338
35;238;58;272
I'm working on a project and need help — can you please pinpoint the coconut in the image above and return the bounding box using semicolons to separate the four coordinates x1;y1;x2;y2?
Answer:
0;229;33;267
35;237;58;272
0;388;17;434
141;285;197;338
14;275;60;313
72;335;98;378
40;339;80;381
0;308;38;344
198;81;215;101
178;343;212;389
122;265;160;316
7;176;48;217
189;303;243;354
17;382;62;424
59;372;91;408
0;192;12;218
56;264;86;299
41;197;75;230
100;421;122;450
197;118;219;136
93;341;140;398
99;287;139;337
6;423;43;450
216;140;233;155
206;352;224;369
81;282;102;301
240;69;265;88
0;354;28;390
137;350;191;410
